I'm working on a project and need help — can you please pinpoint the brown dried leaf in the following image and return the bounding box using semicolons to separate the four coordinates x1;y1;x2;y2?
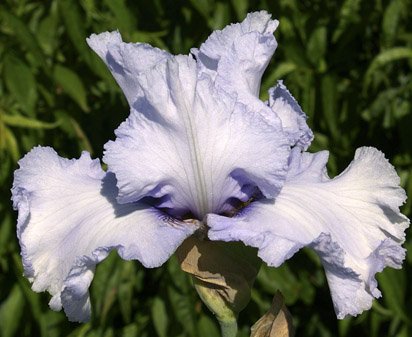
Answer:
176;235;261;314
250;291;295;337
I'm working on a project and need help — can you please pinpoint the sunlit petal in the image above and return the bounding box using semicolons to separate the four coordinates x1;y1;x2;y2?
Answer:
104;55;290;218
87;31;171;106
12;147;196;322
192;11;282;126
268;81;314;149
207;147;409;318
193;11;278;96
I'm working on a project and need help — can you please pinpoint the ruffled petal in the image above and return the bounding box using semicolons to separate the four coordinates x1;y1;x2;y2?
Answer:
104;55;290;219
12;147;196;322
207;147;409;318
193;11;278;96
268;81;314;149
193;11;281;127
87;31;171;106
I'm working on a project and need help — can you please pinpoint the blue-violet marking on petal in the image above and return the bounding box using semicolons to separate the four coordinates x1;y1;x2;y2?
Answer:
12;10;409;324
103;54;290;218
207;147;409;318
12;147;196;322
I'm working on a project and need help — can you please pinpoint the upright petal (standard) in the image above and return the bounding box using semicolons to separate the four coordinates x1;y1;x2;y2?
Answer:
268;81;313;150
87;31;171;107
193;11;278;96
103;55;290;218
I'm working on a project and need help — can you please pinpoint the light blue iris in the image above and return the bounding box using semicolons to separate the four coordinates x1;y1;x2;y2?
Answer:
12;11;408;323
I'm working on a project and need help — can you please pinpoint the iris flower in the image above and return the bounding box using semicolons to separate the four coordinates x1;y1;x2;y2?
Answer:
12;11;408;323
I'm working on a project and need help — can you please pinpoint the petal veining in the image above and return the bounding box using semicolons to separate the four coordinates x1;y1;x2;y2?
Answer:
12;147;195;322
207;147;409;318
103;55;290;218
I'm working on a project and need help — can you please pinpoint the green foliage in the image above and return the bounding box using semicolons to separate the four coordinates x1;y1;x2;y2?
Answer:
0;0;411;336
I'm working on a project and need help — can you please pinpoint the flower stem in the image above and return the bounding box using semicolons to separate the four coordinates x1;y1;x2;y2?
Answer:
193;278;238;337
219;318;238;337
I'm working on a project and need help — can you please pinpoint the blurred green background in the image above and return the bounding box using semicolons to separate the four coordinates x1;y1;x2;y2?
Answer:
0;0;411;336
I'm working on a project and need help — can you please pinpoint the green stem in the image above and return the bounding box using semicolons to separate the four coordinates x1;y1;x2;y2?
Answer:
219;318;238;337
193;278;239;337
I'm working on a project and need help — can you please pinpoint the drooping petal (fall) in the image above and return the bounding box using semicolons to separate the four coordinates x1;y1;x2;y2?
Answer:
12;147;196;322
87;31;171;106
207;147;409;318
103;55;290;218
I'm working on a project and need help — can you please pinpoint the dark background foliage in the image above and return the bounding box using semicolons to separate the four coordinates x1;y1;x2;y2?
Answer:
0;0;411;336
